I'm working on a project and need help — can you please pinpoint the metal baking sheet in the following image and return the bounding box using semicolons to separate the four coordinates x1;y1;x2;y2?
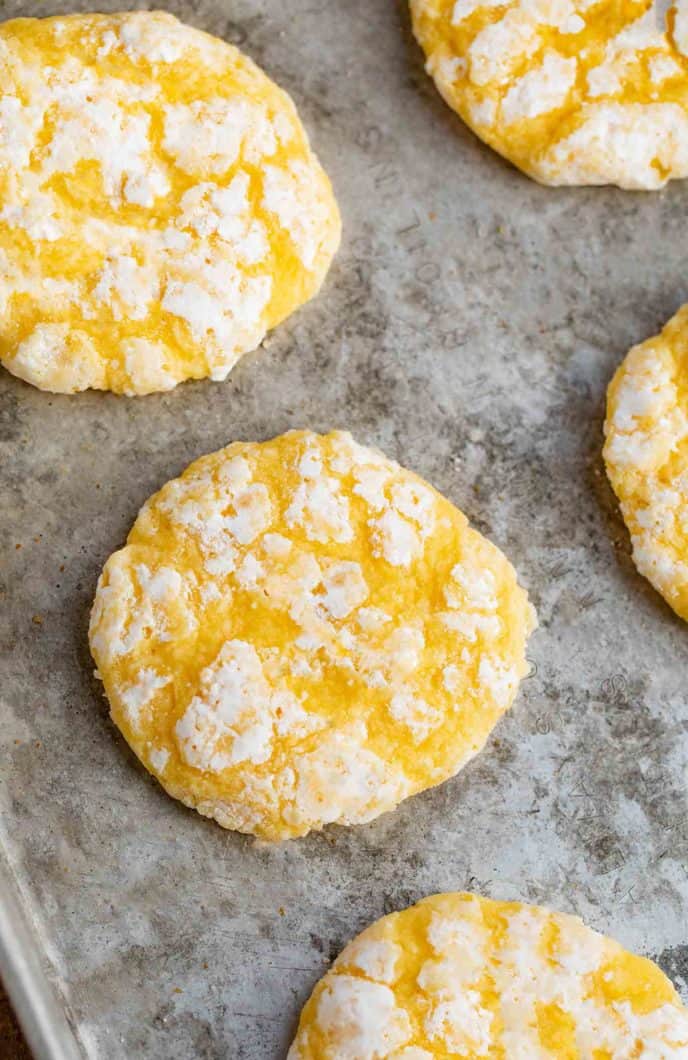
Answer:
2;0;687;1056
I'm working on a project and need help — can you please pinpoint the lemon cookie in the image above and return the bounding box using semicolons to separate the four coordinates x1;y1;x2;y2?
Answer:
410;0;688;188
289;891;688;1057
0;12;340;395
89;430;535;840
604;305;688;620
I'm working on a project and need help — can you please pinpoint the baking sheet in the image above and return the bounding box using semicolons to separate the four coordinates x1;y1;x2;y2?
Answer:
1;0;688;1056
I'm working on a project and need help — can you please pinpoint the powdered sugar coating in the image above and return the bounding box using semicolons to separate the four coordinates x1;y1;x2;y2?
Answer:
604;304;688;620
89;430;535;840
0;12;340;394
289;892;688;1057
411;0;688;188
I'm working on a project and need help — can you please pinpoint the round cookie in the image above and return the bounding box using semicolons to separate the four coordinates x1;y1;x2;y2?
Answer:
89;430;536;840
410;0;688;189
0;12;340;395
604;304;688;620
289;891;688;1058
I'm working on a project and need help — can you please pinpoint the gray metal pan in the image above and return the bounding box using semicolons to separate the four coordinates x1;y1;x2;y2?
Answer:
1;0;687;1056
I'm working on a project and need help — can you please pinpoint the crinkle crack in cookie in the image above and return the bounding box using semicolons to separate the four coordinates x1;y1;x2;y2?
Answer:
0;12;340;395
604;304;688;620
411;0;688;188
89;431;536;840
289;892;688;1058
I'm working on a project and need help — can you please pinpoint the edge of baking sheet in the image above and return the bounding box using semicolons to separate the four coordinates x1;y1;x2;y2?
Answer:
0;852;84;1060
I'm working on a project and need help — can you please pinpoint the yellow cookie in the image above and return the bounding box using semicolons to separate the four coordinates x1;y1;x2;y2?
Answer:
289;891;688;1058
0;12;340;395
604;305;688;620
410;0;688;188
89;430;536;840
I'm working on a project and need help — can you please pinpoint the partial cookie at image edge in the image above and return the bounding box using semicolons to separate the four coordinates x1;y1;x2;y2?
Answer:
0;11;341;395
288;891;688;1058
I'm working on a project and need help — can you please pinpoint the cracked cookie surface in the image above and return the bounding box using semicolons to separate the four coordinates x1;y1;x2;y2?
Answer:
604;304;688;620
0;11;340;394
289;892;688;1058
411;0;688;188
89;431;535;840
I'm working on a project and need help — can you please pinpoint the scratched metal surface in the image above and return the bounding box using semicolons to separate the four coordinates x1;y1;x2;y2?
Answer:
1;0;688;1057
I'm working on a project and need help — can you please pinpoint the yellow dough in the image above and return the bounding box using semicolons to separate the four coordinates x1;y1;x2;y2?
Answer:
0;12;340;395
289;892;688;1058
604;305;688;620
89;430;536;840
410;0;688;189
